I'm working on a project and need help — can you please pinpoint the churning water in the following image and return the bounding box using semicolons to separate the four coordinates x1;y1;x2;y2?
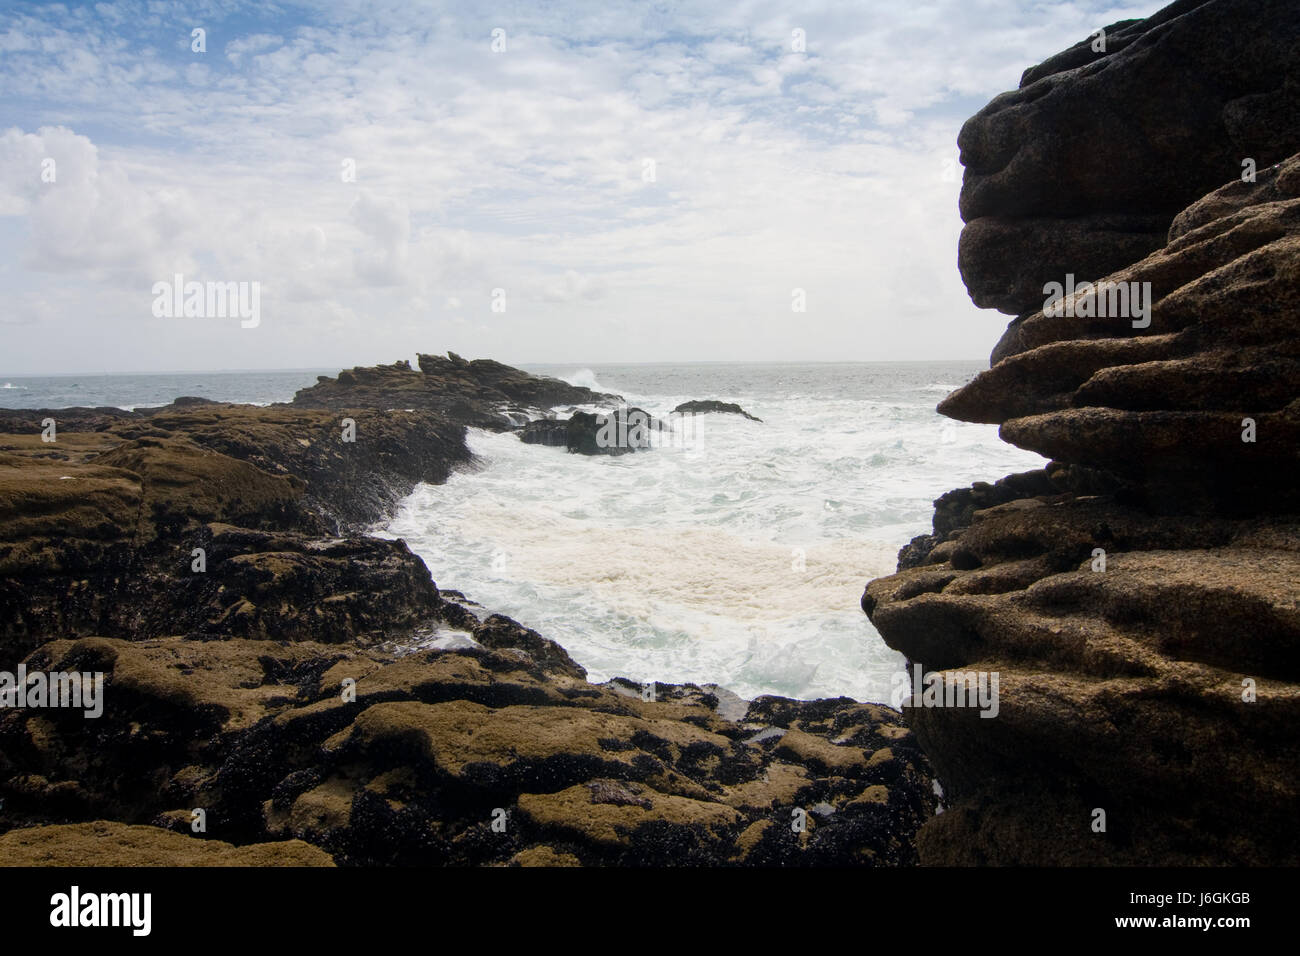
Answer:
382;362;1045;703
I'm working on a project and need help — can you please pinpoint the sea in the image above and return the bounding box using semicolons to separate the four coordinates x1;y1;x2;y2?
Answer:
1;361;1045;705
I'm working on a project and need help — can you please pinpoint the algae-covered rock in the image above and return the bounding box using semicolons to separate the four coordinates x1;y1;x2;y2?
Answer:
0;821;334;866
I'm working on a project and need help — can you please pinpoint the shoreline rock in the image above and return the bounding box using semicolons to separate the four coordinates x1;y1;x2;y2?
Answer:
865;0;1300;865
0;353;936;866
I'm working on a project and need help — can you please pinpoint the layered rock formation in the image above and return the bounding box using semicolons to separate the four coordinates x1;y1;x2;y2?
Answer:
865;0;1300;865
958;0;1300;315
1;359;934;865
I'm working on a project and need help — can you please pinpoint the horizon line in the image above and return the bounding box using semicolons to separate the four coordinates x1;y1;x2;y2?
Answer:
1;357;992;378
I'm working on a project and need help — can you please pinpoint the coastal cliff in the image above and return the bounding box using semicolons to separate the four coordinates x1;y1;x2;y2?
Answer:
864;0;1300;864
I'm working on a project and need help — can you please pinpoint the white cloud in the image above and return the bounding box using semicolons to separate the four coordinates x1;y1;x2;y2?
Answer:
225;33;284;64
0;0;1164;372
541;270;608;303
0;126;202;280
348;190;412;286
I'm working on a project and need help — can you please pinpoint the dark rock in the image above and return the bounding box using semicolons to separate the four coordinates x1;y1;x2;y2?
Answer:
0;354;938;867
166;396;221;408
892;470;1060;570
521;407;659;455
0;406;134;433
671;400;762;422
472;614;587;680
865;2;1300;865
293;352;619;431
517;417;570;448
957;0;1300;314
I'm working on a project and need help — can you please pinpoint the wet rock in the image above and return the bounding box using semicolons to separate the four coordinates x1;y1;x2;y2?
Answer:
671;400;762;422
520;407;659;455
293;352;619;430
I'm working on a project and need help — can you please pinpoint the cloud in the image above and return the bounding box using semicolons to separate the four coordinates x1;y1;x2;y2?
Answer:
0;0;1165;372
348;190;411;286
225;33;284;65
541;269;608;303
0;125;201;280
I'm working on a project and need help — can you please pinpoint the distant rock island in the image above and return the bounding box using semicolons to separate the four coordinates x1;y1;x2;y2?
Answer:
292;351;620;430
672;400;762;422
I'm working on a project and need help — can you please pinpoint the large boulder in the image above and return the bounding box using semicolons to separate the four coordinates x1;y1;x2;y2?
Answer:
520;407;660;455
957;0;1300;315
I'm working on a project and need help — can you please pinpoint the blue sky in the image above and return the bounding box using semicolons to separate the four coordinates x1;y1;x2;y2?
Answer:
0;0;1159;373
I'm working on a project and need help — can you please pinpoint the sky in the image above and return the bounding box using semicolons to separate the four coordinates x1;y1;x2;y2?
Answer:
0;0;1160;374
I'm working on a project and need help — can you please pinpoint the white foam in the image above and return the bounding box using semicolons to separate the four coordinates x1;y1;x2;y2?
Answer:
382;388;1045;703
558;368;605;391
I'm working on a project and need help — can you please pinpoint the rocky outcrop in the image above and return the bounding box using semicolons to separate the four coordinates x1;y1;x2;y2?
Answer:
519;407;659;455
672;400;762;422
894;469;1062;570
865;1;1300;865
0;630;933;866
1;359;935;865
957;0;1300;315
946;156;1300;515
0;403;473;655
0;401;470;529
292;352;618;431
